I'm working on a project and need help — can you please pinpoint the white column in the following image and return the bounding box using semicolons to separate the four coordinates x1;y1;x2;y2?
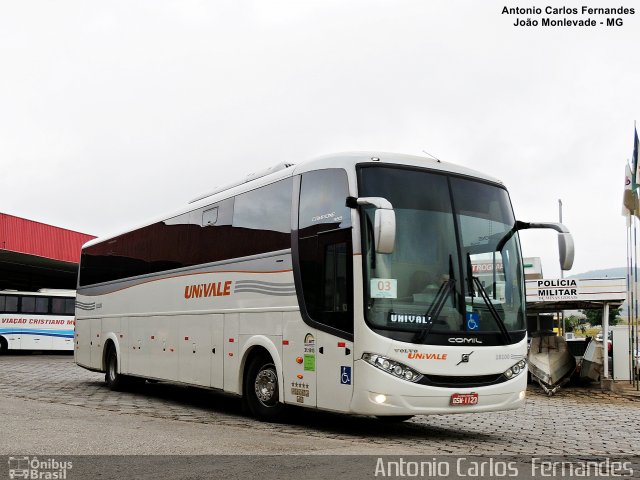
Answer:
602;302;610;379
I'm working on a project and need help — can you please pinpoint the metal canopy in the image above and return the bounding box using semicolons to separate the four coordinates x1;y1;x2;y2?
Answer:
527;299;624;313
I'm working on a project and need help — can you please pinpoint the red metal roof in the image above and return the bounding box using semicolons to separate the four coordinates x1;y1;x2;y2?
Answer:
0;213;95;264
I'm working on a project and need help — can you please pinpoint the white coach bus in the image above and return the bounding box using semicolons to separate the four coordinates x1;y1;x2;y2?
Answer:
74;152;573;421
0;289;76;353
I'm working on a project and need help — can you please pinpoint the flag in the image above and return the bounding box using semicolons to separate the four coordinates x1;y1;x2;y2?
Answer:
633;126;639;189
623;163;636;215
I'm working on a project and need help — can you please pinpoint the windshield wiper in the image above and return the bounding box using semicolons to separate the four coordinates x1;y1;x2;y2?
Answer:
470;275;512;343
466;253;511;343
413;278;455;343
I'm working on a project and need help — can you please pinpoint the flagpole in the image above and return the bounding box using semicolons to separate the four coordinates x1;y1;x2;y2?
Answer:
631;213;637;387
627;211;633;383
630;120;640;391
630;216;638;388
632;221;636;387
633;211;638;387
630;123;639;390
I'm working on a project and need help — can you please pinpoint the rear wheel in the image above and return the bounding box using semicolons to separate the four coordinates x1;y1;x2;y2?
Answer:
105;346;124;390
244;354;284;421
0;336;8;355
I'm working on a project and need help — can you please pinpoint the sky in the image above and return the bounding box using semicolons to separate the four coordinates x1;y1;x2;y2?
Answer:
1;0;638;278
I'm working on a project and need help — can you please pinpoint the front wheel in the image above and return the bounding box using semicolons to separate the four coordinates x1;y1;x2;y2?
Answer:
0;336;8;355
244;355;285;421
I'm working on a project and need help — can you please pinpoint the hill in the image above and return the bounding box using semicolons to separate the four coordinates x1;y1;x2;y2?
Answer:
567;267;631;279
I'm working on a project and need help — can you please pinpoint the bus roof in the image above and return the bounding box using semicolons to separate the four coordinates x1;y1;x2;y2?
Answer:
83;152;503;249
291;152;502;183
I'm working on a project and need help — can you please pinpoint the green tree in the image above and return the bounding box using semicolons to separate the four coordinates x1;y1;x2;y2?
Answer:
580;307;621;326
564;315;582;332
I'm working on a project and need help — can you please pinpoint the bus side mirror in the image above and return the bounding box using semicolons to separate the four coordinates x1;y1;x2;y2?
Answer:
350;196;396;254
374;208;396;254
557;232;574;271
515;221;575;271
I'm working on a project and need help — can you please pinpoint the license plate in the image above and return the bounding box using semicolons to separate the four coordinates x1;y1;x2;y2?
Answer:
450;392;478;406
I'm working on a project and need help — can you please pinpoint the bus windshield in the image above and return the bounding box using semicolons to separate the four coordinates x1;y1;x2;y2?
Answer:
358;166;525;344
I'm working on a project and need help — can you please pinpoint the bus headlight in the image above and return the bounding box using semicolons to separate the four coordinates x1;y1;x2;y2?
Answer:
362;353;423;383
503;359;527;379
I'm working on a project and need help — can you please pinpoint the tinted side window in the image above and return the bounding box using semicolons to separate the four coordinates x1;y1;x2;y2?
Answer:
298;169;353;334
80;198;235;285
79;179;293;286
299;169;351;235
4;296;18;312
51;298;64;314
65;298;76;315
21;296;35;313
35;297;49;313
52;298;75;315
231;178;292;257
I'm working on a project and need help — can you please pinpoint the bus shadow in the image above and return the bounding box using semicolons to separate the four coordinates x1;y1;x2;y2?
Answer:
105;380;495;442
283;407;495;441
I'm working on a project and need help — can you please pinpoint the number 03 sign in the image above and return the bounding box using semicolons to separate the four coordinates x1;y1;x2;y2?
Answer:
370;278;398;299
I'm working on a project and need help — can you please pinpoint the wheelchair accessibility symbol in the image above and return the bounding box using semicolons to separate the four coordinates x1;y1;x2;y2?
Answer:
466;312;480;331
340;366;351;385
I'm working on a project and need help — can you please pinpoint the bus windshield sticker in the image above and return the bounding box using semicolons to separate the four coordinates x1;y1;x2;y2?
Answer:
370;278;397;298
303;354;315;372
303;333;315;371
304;333;315;352
389;312;429;324
466;312;480;331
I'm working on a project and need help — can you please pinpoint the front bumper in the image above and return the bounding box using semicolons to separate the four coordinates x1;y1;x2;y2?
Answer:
350;360;527;415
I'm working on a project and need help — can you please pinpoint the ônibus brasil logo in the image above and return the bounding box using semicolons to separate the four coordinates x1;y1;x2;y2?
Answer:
8;456;72;479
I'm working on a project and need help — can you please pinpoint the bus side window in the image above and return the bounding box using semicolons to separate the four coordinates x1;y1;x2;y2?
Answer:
231;178;292;258
35;297;49;314
21;296;36;313
52;298;67;315
65;298;75;315
298;169;353;334
4;296;18;313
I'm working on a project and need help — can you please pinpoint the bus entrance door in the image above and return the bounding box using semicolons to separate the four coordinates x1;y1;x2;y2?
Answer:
316;331;353;412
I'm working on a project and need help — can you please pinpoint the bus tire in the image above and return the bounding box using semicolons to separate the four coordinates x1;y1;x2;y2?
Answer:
105;346;124;390
244;354;284;421
0;336;7;355
376;415;414;423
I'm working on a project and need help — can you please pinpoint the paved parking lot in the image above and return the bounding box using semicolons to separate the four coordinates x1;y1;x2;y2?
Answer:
0;354;638;456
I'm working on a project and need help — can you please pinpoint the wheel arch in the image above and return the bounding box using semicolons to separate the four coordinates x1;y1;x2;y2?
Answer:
102;333;121;373
239;336;283;400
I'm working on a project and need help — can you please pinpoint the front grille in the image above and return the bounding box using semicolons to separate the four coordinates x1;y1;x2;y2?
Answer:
417;373;505;388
